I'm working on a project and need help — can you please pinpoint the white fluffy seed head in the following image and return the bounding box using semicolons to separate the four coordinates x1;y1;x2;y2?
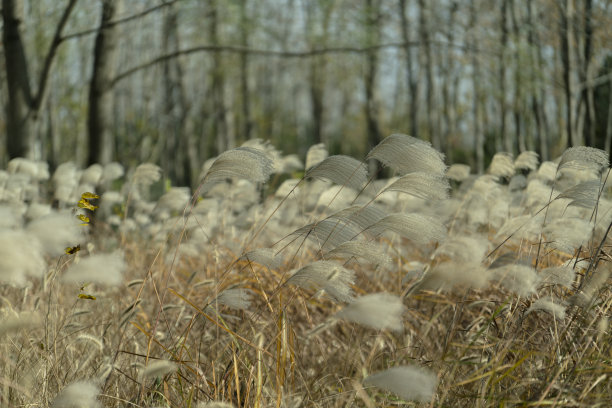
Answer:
141;360;177;380
0;229;45;286
367;134;446;176
51;381;101;408
305;143;328;170
488;152;515;178
62;252;127;286
527;297;566;320
26;212;83;256
335;293;405;331
446;163;471;182
491;264;540;297
363;365;437;403
131;163;162;186
0;311;42;336
306;155;368;191
514;151;539;172
287;261;355;303
216;288;253;310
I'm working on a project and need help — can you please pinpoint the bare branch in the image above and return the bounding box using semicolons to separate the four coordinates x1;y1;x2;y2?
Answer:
61;1;176;41
113;40;496;84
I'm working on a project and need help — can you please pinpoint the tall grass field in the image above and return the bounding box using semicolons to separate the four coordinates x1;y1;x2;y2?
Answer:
1;134;611;407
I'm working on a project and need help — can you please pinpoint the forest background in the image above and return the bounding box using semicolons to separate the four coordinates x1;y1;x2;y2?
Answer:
1;0;612;186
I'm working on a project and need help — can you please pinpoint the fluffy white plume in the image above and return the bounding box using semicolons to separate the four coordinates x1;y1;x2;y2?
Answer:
0;311;42;336
514;151;539;172
381;172;450;200
0;230;45;285
156;187;191;213
81;164;103;185
305;143;328;170
216;288;253;310
141;360;178;380
363;365;437;403
558;146;609;173
527;297;567;320
306;155;368;191
102;162;124;183
367;134;446;176
316;185;359;211
197;403;235;408
26;212;82;256
62;252;127;286
241;248;282;270
543;218;592;254
327;241;392;268
335;293;405;331
419;262;490;291
331;205;386;231
536;161;558;182
539;264;576;287
433;236;489;263
368;213;446;244
0;204;24;229
291;218;362;250
555;179;601;209
131;163;162;186
491;264;540;296
488;152;515;178
446;164;471;182
287;261;355;303
51;381;101;408
202;147;273;188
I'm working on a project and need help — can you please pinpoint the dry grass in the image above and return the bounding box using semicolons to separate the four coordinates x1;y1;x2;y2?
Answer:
1;140;612;407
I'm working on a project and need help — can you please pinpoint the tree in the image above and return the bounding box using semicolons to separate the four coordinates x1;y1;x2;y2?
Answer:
2;0;77;159
87;0;121;165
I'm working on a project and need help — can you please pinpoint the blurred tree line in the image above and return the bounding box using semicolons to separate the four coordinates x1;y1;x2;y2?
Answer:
1;0;611;186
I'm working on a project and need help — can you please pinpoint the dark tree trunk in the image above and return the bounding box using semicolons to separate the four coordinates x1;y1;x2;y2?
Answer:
88;0;121;165
3;0;76;159
399;0;419;138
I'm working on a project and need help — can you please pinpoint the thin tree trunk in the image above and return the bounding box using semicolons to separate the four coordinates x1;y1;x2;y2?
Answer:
417;0;438;150
442;1;458;159
499;0;511;154
582;0;595;147
399;0;419;138
605;80;612;156
469;0;484;173
160;4;193;186
560;0;576;146
239;0;252;143
209;0;231;154
87;0;121;165
364;0;382;158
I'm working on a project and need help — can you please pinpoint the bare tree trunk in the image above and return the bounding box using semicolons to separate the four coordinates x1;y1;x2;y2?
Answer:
580;0;596;147
88;0;121;165
399;0;419;138
469;0;484;173
209;0;231;154
305;1;331;146
417;0;439;151
559;0;576;146
527;0;548;159
2;0;76;159
499;0;511;154
239;0;252;143
442;1;458;158
160;4;193;186
605;80;612;155
364;0;382;159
